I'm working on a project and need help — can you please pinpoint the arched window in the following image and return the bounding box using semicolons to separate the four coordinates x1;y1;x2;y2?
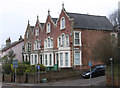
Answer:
60;17;65;29
34;41;36;50
47;22;50;33
48;37;50;47
62;34;65;46
27;30;29;38
66;35;69;46
37;40;39;49
36;28;39;36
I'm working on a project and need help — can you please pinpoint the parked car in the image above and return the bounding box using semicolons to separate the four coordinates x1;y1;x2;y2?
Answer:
82;65;106;78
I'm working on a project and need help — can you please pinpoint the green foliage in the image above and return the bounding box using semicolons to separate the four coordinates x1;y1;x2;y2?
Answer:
91;35;118;65
0;50;16;64
32;64;46;71
10;63;46;75
0;55;8;63
22;61;30;65
2;63;12;74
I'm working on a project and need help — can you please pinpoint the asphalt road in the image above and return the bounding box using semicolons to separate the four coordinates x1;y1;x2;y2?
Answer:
2;75;106;88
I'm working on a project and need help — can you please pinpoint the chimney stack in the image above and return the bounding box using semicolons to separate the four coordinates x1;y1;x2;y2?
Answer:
19;35;23;41
6;37;11;46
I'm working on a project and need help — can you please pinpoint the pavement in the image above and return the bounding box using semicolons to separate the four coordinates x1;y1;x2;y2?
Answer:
2;76;107;87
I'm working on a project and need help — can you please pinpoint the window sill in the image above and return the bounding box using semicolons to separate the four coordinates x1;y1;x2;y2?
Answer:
60;27;65;30
74;44;82;46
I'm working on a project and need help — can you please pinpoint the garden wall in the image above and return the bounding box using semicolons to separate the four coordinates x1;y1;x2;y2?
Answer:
2;68;86;83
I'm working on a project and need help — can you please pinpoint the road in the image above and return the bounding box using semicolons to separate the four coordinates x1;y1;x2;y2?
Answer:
2;75;106;87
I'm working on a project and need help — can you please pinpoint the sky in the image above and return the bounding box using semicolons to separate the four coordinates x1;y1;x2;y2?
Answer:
0;0;119;49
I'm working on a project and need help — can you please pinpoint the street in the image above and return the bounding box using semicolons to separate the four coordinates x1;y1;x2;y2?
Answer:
2;75;106;87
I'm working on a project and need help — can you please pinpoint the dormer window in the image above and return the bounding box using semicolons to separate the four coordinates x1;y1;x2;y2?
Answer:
47;22;50;33
27;30;29;39
36;28;39;36
60;17;65;30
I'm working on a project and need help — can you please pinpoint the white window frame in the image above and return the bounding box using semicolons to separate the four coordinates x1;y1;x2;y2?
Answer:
74;51;82;65
48;37;50;48
36;40;39;50
60;17;65;30
65;52;68;66
47;22;51;33
51;38;53;48
74;31;82;46
49;54;52;66
35;55;38;64
62;34;65;46
66;35;69;46
59;37;61;47
44;37;53;49
60;53;63;66
39;40;41;49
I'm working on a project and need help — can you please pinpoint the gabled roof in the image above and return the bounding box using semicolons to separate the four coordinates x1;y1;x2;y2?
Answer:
52;18;58;24
2;39;24;52
67;12;113;31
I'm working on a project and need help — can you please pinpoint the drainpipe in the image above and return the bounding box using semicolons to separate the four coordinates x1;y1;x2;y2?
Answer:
71;18;74;69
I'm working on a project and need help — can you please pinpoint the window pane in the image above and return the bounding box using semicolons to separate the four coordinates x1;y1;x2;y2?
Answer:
75;52;80;65
75;33;79;38
66;36;69;46
62;18;65;28
50;54;52;65
59;37;61;46
47;23;50;33
48;38;50;47
60;53;63;66
45;55;47;65
31;55;33;64
35;55;37;64
51;39;53;48
62;34;65;46
75;39;79;45
65;53;68;66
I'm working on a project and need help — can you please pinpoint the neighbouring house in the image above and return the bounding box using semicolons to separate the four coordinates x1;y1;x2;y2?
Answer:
22;4;117;70
0;36;24;62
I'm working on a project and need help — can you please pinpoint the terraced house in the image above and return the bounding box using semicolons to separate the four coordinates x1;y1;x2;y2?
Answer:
23;4;116;70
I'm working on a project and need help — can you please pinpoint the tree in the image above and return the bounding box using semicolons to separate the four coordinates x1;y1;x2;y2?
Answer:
0;55;8;63
108;9;118;30
7;50;16;64
91;34;118;65
0;50;16;64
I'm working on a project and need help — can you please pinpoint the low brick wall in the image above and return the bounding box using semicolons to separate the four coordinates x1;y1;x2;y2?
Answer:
3;68;86;83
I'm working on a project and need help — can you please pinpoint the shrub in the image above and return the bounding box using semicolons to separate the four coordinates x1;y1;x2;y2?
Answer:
2;63;12;74
32;64;46;71
22;61;30;65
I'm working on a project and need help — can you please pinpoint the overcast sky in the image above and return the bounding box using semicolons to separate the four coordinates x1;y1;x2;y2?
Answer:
0;0;119;49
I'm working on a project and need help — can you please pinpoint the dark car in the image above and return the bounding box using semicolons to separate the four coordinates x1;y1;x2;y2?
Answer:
82;65;105;78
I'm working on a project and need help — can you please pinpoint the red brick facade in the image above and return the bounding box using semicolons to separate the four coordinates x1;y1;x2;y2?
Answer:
23;6;116;69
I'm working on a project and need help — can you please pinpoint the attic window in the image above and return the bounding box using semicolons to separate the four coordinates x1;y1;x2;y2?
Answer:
36;28;39;37
47;22;50;33
27;30;29;39
60;17;65;30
